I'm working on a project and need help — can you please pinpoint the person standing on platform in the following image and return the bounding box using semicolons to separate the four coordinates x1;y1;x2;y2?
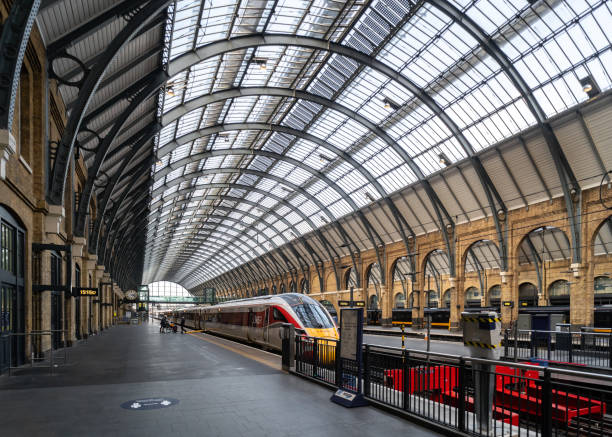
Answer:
180;316;186;334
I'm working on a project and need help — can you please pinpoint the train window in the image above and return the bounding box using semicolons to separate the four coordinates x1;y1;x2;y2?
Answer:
292;304;334;329
273;308;287;323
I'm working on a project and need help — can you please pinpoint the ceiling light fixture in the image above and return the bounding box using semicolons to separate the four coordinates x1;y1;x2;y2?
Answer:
579;75;600;98
382;96;401;111
438;152;451;167
365;191;375;202
254;58;267;70
319;153;333;163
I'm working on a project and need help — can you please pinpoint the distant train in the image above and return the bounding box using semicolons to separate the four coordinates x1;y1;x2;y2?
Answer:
164;293;338;351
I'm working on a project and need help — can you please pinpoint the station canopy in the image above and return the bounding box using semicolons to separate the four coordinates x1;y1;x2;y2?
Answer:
36;0;612;292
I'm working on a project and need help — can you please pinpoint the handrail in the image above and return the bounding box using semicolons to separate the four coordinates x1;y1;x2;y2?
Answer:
5;330;69;376
306;335;612;384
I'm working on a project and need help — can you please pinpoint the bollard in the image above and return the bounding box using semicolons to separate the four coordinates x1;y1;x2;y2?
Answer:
280;323;294;371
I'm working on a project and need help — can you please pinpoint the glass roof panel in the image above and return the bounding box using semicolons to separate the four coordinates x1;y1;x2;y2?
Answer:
146;0;612;288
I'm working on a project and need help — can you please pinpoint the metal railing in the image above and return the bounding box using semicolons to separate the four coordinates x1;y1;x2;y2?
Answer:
502;329;612;369
2;330;69;376
293;336;612;436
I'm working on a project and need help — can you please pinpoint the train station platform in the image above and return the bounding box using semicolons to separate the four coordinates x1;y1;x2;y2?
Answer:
0;321;436;437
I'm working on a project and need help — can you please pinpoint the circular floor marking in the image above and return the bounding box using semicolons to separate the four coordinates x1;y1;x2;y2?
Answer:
120;397;179;410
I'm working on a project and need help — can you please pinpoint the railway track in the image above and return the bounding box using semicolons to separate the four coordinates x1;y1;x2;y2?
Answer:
568;414;612;436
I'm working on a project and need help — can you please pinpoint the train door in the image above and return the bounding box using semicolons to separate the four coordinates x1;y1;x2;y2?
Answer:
247;309;255;341
264;308;270;343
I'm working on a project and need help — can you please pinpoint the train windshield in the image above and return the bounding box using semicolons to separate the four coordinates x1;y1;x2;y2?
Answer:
292;304;334;329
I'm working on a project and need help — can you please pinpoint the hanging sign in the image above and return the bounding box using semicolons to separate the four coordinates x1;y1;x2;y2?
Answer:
72;287;98;297
338;300;365;307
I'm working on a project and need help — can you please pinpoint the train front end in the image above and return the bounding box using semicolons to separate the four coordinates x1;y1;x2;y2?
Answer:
280;294;338;365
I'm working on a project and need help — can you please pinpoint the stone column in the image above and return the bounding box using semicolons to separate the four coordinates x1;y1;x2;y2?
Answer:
96;265;107;328
500;272;517;329
449;276;461;331
570;263;591;328
69;237;86;345
411;274;424;329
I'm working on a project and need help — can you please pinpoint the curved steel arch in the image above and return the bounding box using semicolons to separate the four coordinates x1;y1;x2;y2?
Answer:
102;181;150;265
90;121;162;254
150;165;361;284
183;243;274;286
0;1;40;133
47;0;171;205
99;167;153;261
157;121;414;275
153;147;377;233
75;71;166;237
150;183;341;262
157;190;330;276
146;210;304;280
148;204;310;272
161;33;524;274
150;207;308;275
154;145;385;277
171;239;265;283
428;0;580;265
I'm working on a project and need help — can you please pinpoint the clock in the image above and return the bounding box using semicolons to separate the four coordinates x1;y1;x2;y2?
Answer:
126;290;138;300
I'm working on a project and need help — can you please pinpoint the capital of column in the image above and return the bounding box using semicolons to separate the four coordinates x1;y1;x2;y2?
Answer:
570;263;583;278
71;236;86;258
45;204;65;235
500;271;513;284
0;129;16;180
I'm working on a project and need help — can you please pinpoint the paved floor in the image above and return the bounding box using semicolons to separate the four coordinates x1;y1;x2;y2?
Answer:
0;321;440;437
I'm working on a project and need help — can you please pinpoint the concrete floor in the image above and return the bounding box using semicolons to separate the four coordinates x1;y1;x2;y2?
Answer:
0;321;440;437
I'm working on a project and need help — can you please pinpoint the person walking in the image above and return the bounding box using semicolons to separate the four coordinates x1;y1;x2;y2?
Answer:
180;316;186;334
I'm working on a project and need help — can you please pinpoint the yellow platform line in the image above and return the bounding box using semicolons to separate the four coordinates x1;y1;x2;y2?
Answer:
188;332;280;370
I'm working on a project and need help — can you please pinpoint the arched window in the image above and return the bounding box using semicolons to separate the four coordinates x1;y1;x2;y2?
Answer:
289;281;296;293
548;280;569;297
595;276;612;294
343;267;357;289
489;285;501;306
280;283;286;294
408;292;414;308
595;276;612;305
442;289;451;308
519;282;538;307
465;287;481;308
300;278;309;294
548;279;570;305
369;294;379;310
426;290;439;308
272;284;277;295
394;293;406;309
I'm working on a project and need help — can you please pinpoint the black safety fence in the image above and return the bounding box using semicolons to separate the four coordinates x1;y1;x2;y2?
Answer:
502;330;612;369
293;336;612;436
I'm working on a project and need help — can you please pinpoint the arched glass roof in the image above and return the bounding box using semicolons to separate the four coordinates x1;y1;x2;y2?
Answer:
141;0;612;289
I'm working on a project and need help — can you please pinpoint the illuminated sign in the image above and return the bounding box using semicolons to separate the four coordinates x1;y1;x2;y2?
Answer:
72;287;98;297
338;300;365;307
502;301;514;308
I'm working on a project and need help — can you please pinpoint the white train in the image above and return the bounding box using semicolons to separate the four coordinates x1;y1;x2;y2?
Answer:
164;293;338;351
